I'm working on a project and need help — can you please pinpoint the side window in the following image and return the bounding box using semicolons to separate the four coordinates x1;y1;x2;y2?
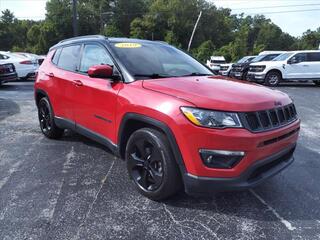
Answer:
307;52;320;62
57;45;81;71
79;44;114;73
290;53;307;63
52;48;62;65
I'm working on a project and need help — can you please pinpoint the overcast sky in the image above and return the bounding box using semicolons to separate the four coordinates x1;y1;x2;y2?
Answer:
0;0;319;37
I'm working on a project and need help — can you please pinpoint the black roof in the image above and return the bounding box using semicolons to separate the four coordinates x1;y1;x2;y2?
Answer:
50;35;166;50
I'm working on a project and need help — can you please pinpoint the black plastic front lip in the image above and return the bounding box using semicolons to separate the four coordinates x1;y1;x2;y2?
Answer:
183;143;296;195
0;73;18;81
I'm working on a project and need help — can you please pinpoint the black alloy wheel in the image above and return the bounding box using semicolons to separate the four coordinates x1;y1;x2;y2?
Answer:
39;99;52;134
126;128;182;200
128;138;164;192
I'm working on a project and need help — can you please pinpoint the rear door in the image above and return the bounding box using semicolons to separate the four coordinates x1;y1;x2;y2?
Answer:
73;43;122;143
51;44;81;122
306;52;320;79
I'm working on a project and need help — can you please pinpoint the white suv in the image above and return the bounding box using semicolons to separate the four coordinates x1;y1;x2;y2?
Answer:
247;50;320;86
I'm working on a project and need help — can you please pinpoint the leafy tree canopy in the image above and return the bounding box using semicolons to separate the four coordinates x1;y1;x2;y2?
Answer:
0;0;319;62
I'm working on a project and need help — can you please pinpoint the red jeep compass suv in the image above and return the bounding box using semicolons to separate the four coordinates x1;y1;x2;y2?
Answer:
34;35;300;200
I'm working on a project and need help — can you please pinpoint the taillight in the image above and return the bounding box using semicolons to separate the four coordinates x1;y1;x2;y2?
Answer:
20;60;33;64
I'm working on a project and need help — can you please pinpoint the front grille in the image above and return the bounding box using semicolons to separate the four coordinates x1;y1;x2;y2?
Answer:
240;103;298;132
249;66;266;72
258;127;300;147
220;66;229;71
232;66;242;72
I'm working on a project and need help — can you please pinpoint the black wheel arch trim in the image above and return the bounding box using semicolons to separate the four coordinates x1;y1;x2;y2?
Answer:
35;89;59;120
35;89;50;107
118;113;187;174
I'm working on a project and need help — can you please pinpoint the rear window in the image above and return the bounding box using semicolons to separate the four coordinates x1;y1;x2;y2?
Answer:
57;45;81;71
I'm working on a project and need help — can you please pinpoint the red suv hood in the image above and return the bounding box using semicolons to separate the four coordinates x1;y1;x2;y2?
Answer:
142;76;291;112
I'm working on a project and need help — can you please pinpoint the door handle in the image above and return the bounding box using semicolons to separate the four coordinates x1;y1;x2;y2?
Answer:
45;72;54;77
72;80;83;86
302;65;309;67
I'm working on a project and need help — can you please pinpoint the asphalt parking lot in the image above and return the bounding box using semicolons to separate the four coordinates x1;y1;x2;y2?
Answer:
0;81;320;240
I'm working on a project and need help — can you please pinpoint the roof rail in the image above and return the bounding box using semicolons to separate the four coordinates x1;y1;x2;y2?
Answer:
58;35;106;44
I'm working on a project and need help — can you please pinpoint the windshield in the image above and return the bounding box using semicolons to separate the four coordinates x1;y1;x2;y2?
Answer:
272;52;294;61
109;41;213;79
251;55;266;63
237;56;253;63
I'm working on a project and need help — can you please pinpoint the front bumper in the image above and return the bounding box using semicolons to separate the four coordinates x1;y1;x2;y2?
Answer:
183;143;295;195
229;71;243;79
218;70;230;76
247;72;266;82
0;73;18;83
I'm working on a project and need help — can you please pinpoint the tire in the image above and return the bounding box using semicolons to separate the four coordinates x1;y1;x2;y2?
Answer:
38;97;64;139
125;128;182;200
265;71;281;86
313;81;320;86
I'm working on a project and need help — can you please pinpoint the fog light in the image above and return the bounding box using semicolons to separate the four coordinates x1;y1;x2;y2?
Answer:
199;149;245;169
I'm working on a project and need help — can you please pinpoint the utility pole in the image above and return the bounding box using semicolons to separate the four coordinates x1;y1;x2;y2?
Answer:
72;0;78;36
188;11;202;52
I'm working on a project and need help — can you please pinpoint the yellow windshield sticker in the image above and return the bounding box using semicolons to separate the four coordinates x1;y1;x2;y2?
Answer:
115;43;142;48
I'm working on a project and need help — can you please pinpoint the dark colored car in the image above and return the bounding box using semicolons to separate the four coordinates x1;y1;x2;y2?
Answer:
34;35;300;200
230;53;282;80
0;63;18;85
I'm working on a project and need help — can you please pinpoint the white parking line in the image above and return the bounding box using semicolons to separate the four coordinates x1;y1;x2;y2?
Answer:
250;189;296;231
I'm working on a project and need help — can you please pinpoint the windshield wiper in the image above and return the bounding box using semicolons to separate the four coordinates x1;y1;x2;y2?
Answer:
133;73;173;79
178;72;212;77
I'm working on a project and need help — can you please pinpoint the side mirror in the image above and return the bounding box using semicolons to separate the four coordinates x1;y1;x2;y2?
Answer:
88;65;114;79
288;58;298;64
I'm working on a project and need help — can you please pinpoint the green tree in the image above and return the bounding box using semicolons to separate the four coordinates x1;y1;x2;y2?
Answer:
194;40;215;62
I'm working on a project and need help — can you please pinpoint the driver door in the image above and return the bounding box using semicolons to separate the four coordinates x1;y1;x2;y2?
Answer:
285;53;307;79
73;44;122;143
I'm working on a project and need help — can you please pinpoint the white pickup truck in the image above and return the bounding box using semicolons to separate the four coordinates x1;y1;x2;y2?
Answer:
206;56;226;74
247;50;320;86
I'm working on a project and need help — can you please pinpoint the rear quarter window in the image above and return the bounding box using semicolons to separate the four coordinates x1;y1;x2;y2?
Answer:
52;48;62;65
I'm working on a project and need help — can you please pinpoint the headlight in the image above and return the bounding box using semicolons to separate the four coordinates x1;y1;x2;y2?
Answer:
253;65;266;72
181;107;242;128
